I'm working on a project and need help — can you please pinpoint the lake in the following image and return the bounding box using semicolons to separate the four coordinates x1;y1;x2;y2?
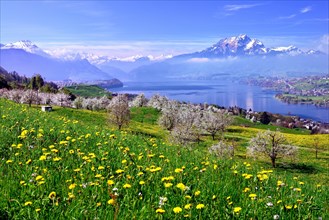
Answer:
110;80;329;123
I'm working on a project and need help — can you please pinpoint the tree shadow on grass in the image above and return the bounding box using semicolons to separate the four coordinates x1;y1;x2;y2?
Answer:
277;163;319;174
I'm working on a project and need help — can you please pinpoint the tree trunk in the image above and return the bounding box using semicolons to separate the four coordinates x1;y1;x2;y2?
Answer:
271;157;276;168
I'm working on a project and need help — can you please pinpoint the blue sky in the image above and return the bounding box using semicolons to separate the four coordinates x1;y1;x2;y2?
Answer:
1;0;328;57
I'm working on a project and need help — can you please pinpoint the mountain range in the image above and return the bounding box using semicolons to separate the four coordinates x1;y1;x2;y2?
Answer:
0;35;328;83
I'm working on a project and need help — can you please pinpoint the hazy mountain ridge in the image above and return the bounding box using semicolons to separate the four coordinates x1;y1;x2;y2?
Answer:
1;35;328;83
0;42;123;86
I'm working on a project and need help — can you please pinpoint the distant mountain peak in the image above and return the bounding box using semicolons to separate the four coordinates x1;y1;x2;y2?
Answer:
183;34;323;58
1;40;49;57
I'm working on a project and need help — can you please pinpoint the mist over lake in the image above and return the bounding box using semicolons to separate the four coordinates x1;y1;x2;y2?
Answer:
110;80;329;123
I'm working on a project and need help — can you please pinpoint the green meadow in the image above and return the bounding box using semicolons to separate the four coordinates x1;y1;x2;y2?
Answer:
0;98;328;219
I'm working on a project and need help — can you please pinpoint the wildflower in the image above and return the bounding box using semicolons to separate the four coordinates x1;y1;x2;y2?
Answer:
184;204;192;209
194;190;201;196
176;183;186;191
116;169;124;174
68;192;75;199
123;183;131;189
74;168;81;172
249;194;257;200
243;187;251;193
277;181;285;187
39;155;47;161
159;197;168;206
173;207;182;213
293;188;301;192
267;202;273;207
107;180;115;186
69;150;74;154
35;208;41;212
95;174;102;178
156;208;165;214
53;157;61;161
49;191;56;199
6;160;13;164
108;199;115;205
212;195;217;200
175;168;183;173
24;201;32;206
96;202;101;207
233;207;241;213
20;180;26;185
273;214;280;219
277;200;282;204
164;183;173;188
35;175;44;181
26;159;32;165
285;205;292;209
299;181;304;185
69;183;76;190
196;204;205;209
185;195;191;199
139;181;145;185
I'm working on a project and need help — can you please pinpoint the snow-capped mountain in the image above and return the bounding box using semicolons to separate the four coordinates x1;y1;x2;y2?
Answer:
1;40;50;57
179;34;323;58
0;41;123;85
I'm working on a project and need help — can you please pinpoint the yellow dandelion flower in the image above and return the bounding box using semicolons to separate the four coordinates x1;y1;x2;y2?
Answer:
123;183;131;189
98;166;105;170
69;150;74;154
185;195;191;199
212;195;217;200
53;157;61;162
176;183;186;191
249;194;257;199
39;155;47;161
184;204;192;210
116;169;124;174
49;191;56;199
24;201;32;206
139;181;145;185
194;190;201;196
108;199;115;205
26;159;32;165
6;160;13;164
156;208;165;214
196;204;205;209
35;175;43;181
95;174;102;178
35;208;41;212
164;183;173;188
285;205;292;209
243;187;251;193
107;180;115;186
69;183;76;190
173;207;182;213
96;202;101;207
233;207;241;213
175;168;183;173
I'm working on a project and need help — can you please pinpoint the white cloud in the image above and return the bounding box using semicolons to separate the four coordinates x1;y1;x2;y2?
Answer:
224;4;260;11
278;14;296;20
187;58;210;63
317;34;329;54
300;6;312;13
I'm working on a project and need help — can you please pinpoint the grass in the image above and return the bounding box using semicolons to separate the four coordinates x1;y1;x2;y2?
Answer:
1;99;328;219
65;85;112;98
